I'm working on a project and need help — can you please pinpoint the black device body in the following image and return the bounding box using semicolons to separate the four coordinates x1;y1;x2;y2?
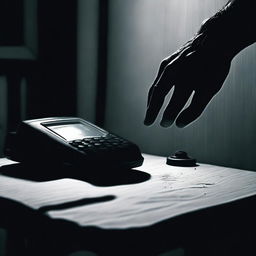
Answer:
4;117;144;172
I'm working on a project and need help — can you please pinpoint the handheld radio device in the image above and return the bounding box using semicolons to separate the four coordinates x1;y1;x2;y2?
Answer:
4;117;144;171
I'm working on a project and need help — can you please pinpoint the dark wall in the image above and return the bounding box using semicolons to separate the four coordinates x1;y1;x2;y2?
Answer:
77;0;98;123
0;0;77;154
0;0;23;46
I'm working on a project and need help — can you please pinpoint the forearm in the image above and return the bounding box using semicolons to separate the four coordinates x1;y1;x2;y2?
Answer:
198;0;256;60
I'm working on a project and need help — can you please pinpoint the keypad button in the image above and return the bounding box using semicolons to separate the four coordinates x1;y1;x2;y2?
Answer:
81;142;90;146
70;142;79;147
92;137;101;141
70;136;129;152
73;139;82;143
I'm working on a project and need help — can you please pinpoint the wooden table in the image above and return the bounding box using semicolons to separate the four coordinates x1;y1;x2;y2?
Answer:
1;154;256;255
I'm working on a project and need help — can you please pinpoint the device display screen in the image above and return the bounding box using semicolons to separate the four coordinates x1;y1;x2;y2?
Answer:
46;122;106;140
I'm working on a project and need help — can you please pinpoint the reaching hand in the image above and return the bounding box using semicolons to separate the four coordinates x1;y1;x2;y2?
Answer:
144;30;232;128
144;0;256;128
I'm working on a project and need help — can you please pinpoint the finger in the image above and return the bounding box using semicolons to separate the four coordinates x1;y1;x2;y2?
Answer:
174;61;230;128
147;55;179;108
145;51;192;126
146;85;155;108
147;46;193;107
145;59;184;126
144;45;196;126
155;45;195;88
160;86;193;127
144;85;171;125
152;55;178;85
176;90;216;128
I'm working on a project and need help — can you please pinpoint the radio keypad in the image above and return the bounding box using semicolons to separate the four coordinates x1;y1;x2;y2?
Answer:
69;136;129;152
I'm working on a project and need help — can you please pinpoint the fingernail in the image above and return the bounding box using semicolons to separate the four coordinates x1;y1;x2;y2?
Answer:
176;120;187;128
160;119;174;128
144;118;153;126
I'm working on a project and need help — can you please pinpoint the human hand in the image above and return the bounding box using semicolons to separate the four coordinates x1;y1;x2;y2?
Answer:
144;29;232;128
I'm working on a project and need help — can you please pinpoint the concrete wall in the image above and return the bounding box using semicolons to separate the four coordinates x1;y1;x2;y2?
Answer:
102;0;256;171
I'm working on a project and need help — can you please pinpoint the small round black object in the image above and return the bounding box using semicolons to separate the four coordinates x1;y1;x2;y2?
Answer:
166;151;196;167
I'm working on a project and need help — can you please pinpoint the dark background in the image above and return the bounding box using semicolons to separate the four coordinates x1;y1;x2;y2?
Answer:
1;0;256;171
0;0;256;255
